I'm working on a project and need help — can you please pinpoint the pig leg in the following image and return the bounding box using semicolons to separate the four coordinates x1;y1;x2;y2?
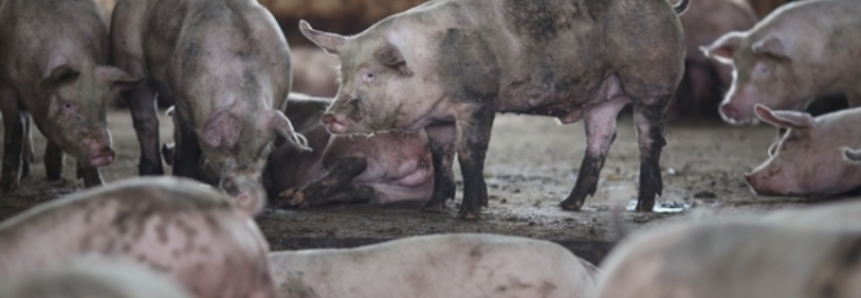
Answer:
0;90;24;192
44;141;64;181
454;105;496;220
20;112;32;179
561;101;628;210
422;123;457;212
122;81;164;176
287;157;368;207
295;185;376;207
632;101;670;212
75;162;104;188
172;123;202;180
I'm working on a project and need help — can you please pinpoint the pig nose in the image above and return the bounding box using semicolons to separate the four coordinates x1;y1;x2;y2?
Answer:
321;113;338;126
320;113;348;134
744;173;756;186
89;146;116;167
719;104;741;120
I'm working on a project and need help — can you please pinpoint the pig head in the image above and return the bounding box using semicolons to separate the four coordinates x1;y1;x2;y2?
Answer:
745;104;861;196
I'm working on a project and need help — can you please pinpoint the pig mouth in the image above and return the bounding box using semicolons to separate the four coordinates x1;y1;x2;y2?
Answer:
88;149;116;167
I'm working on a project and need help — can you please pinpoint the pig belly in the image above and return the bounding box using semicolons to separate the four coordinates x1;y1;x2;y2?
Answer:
360;166;434;204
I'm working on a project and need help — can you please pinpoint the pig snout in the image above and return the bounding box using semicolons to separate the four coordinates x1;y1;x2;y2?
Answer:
88;145;116;167
220;175;266;216
719;102;743;121
321;113;349;134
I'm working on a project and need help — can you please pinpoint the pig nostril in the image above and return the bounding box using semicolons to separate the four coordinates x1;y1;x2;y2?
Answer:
720;104;739;119
320;114;336;125
744;174;754;185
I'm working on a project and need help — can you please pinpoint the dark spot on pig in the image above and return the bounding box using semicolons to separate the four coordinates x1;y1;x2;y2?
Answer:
156;222;169;244
195;263;205;272
204;213;221;233
172;248;182;257
495;286;508;293
504;0;573;41
199;246;211;255
122;242;132;253
283;277;320;298
136;254;148;263
437;29;500;103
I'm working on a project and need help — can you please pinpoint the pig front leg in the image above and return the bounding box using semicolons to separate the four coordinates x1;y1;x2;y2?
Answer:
172;123;202;180
284;157;368;207
561;101;628;210
0;98;25;192
454;104;496;220
632;101;670;212
122;80;164;176
44;141;64;181
422;123;457;212
75;162;104;188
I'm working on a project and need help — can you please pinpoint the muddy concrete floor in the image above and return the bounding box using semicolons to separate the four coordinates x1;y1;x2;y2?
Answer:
0;108;833;265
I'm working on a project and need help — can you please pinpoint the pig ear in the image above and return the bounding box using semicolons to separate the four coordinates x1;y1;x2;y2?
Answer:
375;43;413;76
268;109;312;152
299;20;347;55
202;110;241;148
38;65;81;96
753;104;815;129
701;32;743;65
751;35;790;61
96;66;145;92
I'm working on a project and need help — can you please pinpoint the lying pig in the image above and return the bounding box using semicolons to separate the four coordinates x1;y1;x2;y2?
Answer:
265;93;434;207
670;0;758;117
110;0;309;202
0;257;193;298
595;210;861;298
0;0;142;191
300;0;690;218
0;176;277;298
702;0;861;124
269;233;599;298
744;104;861;196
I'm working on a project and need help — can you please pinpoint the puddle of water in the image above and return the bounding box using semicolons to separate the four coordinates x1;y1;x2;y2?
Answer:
626;199;691;213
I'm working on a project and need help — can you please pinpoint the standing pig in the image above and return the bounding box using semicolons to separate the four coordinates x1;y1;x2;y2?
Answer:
744;104;861;196
265;93;434;207
110;0;309;202
269;233;600;298
702;0;861;124
300;0;690;218
0;0;141;191
0;176;276;298
0;257;193;298
669;0;758;117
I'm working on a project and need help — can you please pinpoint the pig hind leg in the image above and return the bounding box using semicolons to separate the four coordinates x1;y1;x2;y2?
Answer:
20;112;32;178
288;157;368;207
422;123;457;212
561;97;630;210
632;100;670;211
123;81;164;176
0;90;25;192
172;122;203;180
454;104;496;220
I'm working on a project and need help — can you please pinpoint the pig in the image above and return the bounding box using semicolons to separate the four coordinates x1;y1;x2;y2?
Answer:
264;93;434;207
748;0;794;18
669;0;758;117
0;0;142;191
744;104;861;196
701;0;861;124
110;0;309;202
300;0;691;219
595;207;861;298
0;176;277;298
291;47;341;97
0;257;193;298
269;233;600;298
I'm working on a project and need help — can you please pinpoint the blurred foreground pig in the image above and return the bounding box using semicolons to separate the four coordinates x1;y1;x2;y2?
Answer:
265;93;433;207
0;176;277;298
300;0;690;218
595;208;861;298
0;257;193;298
0;0;141;191
669;0;758;117
269;233;599;298
702;0;861;124
110;0;309;202
744;104;861;196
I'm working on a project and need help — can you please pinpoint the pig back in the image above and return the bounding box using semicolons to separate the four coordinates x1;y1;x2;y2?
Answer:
0;177;275;298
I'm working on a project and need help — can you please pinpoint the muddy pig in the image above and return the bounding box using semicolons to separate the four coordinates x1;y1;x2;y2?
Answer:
0;176;277;298
300;0;690;219
744;104;861;196
269;233;599;298
0;257;193;298
291;47;341;97
702;0;861;124
0;0;142;191
669;0;758;118
264;93;434;207
595;207;861;298
111;0;309;203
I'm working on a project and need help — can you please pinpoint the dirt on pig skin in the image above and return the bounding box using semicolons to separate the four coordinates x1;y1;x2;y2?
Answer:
0;108;847;265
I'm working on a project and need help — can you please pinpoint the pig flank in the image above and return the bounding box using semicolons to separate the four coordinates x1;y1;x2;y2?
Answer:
745;105;861;196
0;177;276;298
111;0;309;201
702;0;861;123
0;0;141;190
302;0;688;217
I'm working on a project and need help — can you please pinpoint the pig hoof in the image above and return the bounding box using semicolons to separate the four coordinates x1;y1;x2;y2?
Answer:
559;199;584;211
457;209;481;220
0;179;19;193
422;201;447;213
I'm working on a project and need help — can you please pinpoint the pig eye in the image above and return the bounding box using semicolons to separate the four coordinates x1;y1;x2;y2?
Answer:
348;98;361;108
755;64;770;76
362;71;376;83
62;102;76;111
